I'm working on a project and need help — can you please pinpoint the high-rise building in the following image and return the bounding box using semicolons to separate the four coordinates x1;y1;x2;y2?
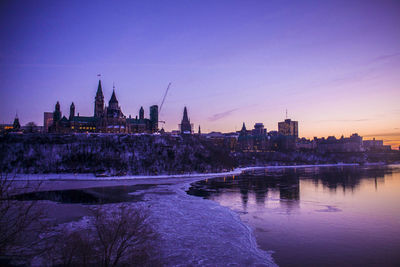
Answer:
278;119;298;138
150;105;158;132
43;112;53;132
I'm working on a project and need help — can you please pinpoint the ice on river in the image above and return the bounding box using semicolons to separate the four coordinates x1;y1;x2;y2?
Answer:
143;180;277;266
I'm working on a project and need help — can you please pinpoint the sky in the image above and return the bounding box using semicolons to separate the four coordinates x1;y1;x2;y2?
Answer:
0;0;399;148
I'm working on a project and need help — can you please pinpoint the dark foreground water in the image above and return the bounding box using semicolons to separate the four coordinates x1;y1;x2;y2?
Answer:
188;165;400;267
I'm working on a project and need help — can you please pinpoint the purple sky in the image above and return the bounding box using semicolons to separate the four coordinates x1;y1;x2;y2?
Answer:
1;0;399;146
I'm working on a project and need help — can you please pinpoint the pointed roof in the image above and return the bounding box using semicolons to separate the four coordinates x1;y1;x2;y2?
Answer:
96;80;104;98
60;116;69;122
13;114;20;129
109;89;118;103
182;106;189;122
70;102;75;107
241;122;246;131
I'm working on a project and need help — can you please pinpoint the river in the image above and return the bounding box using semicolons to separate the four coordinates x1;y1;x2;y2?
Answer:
187;164;400;267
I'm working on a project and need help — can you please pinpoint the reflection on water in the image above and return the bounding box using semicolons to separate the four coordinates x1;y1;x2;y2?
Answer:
188;165;400;267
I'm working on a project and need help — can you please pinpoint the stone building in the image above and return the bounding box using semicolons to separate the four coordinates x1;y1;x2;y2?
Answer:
49;80;158;133
179;106;193;134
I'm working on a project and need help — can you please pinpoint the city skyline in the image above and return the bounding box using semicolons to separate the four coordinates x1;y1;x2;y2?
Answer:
1;1;399;147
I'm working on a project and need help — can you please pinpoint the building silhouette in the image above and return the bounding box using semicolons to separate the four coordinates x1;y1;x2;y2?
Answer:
278;119;298;138
43;112;53;133
0;114;21;133
179;106;193;134
49;80;158;133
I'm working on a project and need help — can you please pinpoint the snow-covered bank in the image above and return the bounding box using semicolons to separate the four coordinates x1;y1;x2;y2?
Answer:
16;175;277;266
11;163;361;181
143;178;277;266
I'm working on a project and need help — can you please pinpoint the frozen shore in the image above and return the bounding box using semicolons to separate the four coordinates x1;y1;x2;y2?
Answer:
142;177;277;266
9;163;369;266
14;174;278;266
11;163;360;181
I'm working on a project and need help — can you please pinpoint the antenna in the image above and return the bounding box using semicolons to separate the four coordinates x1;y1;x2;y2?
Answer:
285;109;288;119
113;82;115;90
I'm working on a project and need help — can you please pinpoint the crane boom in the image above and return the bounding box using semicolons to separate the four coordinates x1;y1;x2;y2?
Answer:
159;82;171;115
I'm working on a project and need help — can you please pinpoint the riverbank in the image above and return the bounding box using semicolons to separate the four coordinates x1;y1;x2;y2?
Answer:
2;134;399;176
10;163;360;181
9;174;277;266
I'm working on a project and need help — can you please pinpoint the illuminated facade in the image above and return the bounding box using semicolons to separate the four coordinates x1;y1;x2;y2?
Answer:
0;115;21;133
278;119;298;138
49;80;158;133
43;112;53;133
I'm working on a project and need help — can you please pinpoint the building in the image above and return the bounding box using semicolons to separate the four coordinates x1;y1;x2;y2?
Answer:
315;134;363;153
237;123;253;151
278;119;298;138
50;80;158;133
237;122;271;152
0;115;21;134
179;106;193;134
43;112;53;133
296;137;316;150
363;138;391;152
252;123;267;136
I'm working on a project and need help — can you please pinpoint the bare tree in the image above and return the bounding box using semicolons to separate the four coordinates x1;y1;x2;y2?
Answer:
0;173;49;264
46;204;157;267
92;204;156;267
43;227;96;267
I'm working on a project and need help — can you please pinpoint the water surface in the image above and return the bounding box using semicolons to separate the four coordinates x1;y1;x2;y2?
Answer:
188;165;400;267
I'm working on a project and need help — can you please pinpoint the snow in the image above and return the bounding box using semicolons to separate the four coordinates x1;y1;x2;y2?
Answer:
11;163;360;181
9;163;362;265
46;177;277;266
145;180;277;266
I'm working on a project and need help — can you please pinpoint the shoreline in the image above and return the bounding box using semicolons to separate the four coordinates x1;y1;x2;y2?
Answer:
11;163;363;181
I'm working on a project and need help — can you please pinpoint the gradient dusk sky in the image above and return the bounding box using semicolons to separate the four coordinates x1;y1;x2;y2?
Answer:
1;0;399;147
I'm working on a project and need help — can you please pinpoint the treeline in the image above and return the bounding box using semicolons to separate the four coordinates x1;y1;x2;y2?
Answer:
0;134;234;175
233;150;400;166
1;134;399;175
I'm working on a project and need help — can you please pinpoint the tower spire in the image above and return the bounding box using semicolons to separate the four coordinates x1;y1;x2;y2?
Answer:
95;79;104;117
110;89;118;103
70;102;75;120
96;80;104;98
241;122;246;131
183;106;189;121
180;106;192;134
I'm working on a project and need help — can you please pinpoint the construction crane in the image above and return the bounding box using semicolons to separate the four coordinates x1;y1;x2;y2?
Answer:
158;82;172;124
